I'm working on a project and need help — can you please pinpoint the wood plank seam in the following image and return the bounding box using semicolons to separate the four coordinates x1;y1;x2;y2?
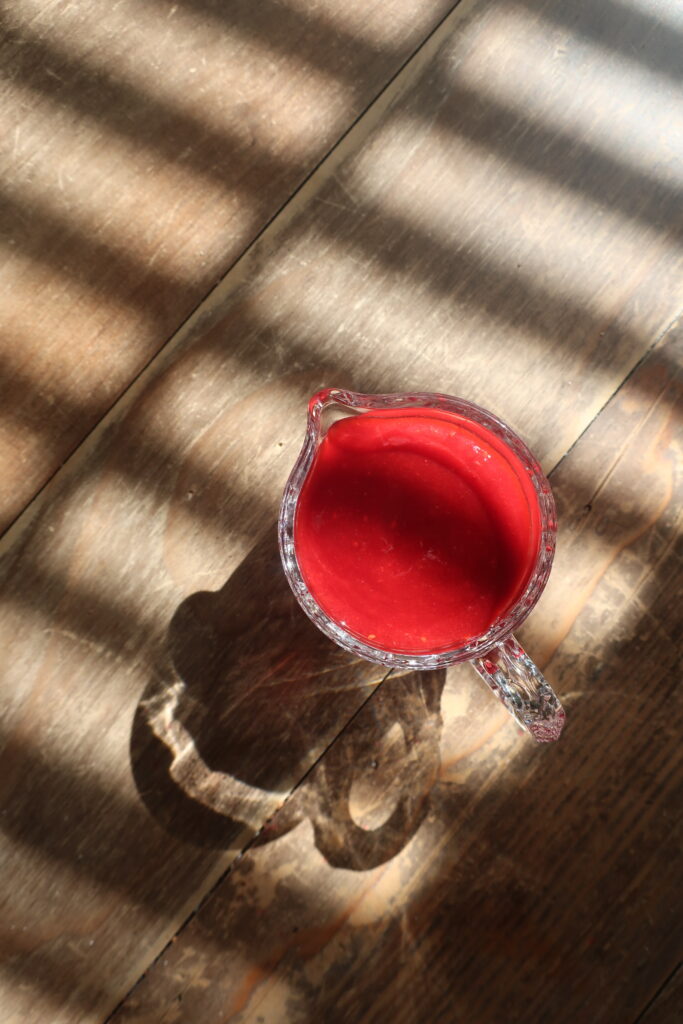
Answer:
548;311;683;480
631;962;683;1024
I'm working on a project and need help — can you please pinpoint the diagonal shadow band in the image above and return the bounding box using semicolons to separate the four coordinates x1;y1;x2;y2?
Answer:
130;525;446;868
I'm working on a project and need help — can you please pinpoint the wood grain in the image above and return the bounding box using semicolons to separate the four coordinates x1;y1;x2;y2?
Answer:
0;0;456;533
0;0;681;1020
111;327;683;1024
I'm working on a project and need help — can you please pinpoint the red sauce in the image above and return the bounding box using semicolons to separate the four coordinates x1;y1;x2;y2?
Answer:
294;407;542;653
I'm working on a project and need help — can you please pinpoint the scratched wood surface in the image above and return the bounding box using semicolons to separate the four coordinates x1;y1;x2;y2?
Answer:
113;328;683;1023
0;0;682;1021
0;0;456;533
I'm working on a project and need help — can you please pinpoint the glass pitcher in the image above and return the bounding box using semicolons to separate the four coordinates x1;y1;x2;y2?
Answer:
279;388;565;742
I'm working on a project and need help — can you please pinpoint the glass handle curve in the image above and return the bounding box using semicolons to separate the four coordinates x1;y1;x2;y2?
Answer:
472;635;565;742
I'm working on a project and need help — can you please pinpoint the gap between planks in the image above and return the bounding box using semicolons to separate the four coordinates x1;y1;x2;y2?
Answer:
631;962;683;1024
549;310;683;483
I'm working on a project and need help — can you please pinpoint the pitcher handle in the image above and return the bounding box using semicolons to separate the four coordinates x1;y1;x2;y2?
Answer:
472;635;565;742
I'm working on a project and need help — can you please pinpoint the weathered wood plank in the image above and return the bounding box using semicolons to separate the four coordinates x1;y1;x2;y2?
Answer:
0;0;457;533
112;327;683;1024
0;0;682;1020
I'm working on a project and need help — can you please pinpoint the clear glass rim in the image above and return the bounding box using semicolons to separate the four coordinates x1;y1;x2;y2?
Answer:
278;388;556;670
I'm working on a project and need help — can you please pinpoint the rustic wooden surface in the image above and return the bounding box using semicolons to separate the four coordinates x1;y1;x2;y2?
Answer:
0;0;681;1022
110;327;683;1024
0;0;456;533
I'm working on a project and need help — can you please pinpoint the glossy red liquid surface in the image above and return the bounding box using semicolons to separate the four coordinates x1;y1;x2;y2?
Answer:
294;408;542;653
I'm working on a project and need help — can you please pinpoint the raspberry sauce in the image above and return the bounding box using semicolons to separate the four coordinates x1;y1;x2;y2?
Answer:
294;407;541;653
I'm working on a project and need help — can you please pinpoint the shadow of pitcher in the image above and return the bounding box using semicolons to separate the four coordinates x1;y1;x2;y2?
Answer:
130;526;445;869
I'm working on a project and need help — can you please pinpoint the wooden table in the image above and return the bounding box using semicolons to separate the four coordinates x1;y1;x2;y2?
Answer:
1;1;681;1021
